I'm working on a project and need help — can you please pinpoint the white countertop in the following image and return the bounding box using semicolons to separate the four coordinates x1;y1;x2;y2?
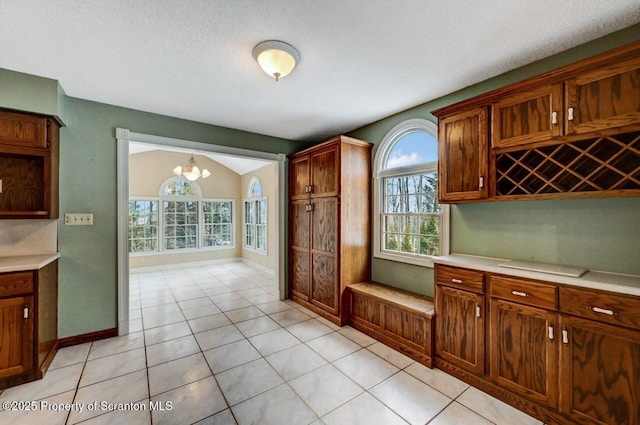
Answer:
0;253;60;273
433;254;640;297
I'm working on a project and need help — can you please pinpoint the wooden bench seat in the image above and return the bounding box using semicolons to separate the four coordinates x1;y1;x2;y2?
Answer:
346;281;435;367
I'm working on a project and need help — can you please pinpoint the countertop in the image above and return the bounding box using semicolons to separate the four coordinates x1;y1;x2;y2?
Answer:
433;254;640;297
0;253;60;273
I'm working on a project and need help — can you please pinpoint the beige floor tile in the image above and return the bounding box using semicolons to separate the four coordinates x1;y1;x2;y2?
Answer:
256;300;295;314
334;349;399;389
404;362;469;399
224;306;265;323
249;328;301;356
203;339;261;373
48;342;91;370
144;321;192;345
88;331;145;360
151;377;227;425
80;347;146;387
235;316;281;338
188;313;232;333
194;324;244;351
193;408;237;424
78;403;151;425
289;364;363;416
457;386;543;425
0;363;83;401
146;334;200;366
321;392;408;425
183;304;222;320
0;389;75;425
232;384;317;425
429;402;494;425
270;309;312;327
367;342;414;369
369;371;451;425
265;344;327;381
178;297;213;310
143;309;186;329
338;326;377;346
148;353;212;396
306;332;361;362
216;358;284;406
286;319;334;342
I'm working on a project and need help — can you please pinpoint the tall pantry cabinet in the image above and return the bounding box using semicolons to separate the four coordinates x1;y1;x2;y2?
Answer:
289;136;371;325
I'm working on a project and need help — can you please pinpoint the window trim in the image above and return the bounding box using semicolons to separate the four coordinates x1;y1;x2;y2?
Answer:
243;176;268;254
373;118;450;267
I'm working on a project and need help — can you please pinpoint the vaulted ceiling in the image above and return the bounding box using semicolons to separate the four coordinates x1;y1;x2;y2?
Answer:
1;1;639;142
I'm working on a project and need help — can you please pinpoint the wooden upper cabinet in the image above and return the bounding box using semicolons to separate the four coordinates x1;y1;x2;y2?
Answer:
289;142;339;199
493;84;563;148
565;56;640;136
309;143;339;198
289;155;310;200
0;111;48;149
438;107;488;202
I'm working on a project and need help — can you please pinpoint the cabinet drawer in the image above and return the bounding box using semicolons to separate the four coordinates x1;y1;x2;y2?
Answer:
560;286;640;329
435;265;484;293
0;272;33;297
490;275;557;310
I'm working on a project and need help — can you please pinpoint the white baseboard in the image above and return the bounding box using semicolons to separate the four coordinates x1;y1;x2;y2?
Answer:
129;257;241;273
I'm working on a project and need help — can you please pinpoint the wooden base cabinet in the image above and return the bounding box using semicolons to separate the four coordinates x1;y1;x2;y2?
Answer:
0;260;58;389
559;315;640;425
289;136;371;325
435;265;485;375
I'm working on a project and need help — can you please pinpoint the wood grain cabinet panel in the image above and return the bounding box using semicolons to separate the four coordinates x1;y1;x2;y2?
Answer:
566;56;640;136
438;107;488;202
0;109;59;219
0;296;33;379
493;84;563;148
559;315;640;425
490;299;558;408
0;261;58;389
288;136;371;325
435;284;485;375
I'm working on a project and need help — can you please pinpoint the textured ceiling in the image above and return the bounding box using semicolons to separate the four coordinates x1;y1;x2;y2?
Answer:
1;1;639;142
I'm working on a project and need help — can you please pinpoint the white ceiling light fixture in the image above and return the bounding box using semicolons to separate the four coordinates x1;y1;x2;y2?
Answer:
253;40;301;81
173;155;211;181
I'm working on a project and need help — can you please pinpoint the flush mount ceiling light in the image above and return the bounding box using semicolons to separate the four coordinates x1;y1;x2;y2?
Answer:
253;40;300;81
173;155;211;181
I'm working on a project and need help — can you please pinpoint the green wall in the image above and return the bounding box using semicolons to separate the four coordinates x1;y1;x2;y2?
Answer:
350;24;640;297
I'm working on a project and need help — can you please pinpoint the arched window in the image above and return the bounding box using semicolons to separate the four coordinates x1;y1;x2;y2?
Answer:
128;177;234;253
373;119;448;266
244;177;267;252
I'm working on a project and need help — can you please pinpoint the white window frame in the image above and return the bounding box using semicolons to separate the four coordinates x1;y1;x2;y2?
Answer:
243;177;267;254
128;177;235;255
373;118;450;267
128;198;160;255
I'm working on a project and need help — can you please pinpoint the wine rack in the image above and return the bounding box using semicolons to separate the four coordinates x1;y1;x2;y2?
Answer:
495;131;640;197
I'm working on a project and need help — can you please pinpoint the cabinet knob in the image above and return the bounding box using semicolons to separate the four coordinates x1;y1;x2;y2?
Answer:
548;325;554;340
475;305;481;318
23;306;29;319
562;328;569;344
551;111;558;125
567;107;574;121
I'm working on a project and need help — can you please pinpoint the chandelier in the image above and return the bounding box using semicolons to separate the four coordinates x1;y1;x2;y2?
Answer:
173;155;211;181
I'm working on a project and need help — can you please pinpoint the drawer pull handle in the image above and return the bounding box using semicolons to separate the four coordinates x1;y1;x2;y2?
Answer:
551;111;558;125
548;325;554;341
567;107;574;121
592;306;615;316
23;306;29;319
562;328;569;344
511;290;528;297
451;278;463;284
476;305;481;318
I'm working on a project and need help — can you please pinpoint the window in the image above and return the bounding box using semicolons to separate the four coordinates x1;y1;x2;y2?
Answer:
373;119;449;266
128;177;234;254
128;200;159;253
244;177;267;252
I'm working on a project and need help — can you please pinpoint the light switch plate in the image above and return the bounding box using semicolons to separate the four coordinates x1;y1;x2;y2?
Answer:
65;213;94;225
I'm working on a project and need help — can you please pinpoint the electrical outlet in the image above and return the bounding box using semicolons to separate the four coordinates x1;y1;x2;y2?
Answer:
64;213;94;225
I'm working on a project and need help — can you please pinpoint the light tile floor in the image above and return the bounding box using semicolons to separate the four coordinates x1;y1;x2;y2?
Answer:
0;261;544;425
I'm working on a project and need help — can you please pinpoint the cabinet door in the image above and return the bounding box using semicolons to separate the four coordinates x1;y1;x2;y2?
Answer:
310;197;339;314
0;111;48;149
289;201;311;301
492;84;563;148
565;56;640;135
0;296;34;379
435;285;484;374
560;315;640;425
490;299;558;408
438;107;488;202
310;143;339;198
289;155;310;200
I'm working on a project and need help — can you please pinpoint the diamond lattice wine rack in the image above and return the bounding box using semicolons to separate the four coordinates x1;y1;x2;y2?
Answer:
495;131;640;197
